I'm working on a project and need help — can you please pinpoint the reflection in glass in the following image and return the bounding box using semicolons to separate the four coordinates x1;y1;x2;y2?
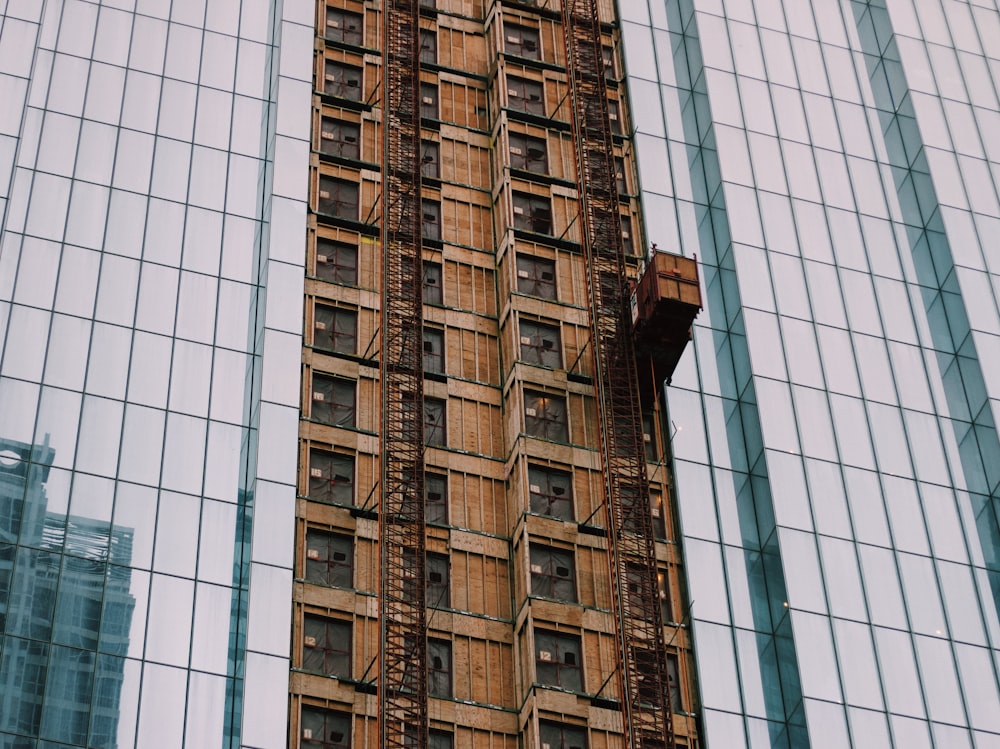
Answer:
0;437;134;746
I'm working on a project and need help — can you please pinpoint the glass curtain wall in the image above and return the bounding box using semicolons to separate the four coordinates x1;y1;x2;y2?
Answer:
620;0;1000;747
0;0;311;746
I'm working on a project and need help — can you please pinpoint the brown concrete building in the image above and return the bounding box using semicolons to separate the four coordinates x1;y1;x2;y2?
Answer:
291;1;701;747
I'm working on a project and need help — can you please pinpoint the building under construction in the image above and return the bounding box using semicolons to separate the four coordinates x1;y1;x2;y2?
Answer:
291;0;702;746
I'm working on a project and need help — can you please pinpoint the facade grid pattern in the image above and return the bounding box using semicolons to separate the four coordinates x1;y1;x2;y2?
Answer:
621;0;1000;747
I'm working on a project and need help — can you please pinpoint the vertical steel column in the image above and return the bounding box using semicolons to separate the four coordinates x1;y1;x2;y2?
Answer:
561;2;674;748
379;0;428;746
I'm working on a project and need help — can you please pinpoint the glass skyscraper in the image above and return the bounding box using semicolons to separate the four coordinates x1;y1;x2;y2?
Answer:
0;0;310;746
621;0;1000;747
3;0;1000;747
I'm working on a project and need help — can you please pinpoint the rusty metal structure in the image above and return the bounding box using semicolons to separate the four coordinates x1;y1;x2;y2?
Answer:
561;1;674;747
379;0;429;746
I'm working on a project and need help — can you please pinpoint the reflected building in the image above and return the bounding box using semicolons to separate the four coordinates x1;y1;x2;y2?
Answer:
0;437;134;747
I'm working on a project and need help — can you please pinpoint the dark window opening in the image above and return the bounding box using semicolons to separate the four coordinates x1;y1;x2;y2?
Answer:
509;131;548;173
642;412;657;463
615;156;627;196
608;100;622;134
314;305;357;355
539;722;588;749
505;23;540;60
319;119;360;160
423;261;443;304
421;140;441;179
427;552;450;608
530;544;577;602
301;707;351;748
528;465;573;520
512;192;551;235
524;390;567;442
308;449;355;505
535;630;582;692
507;76;544;116
420;82;439;120
428;639;452;697
424;398;446;446
602;45;617;81
315;239;358;285
429;732;453;749
425;472;448;525
422;199;442;240
650;490;667;540
667;653;683;712
516;254;556;299
318;176;359;219
519;319;561;369
305;530;353;588
325;8;363;46
658;570;672;624
323;61;362;101
423;327;444;374
621;215;634;256
311;374;356;427
420;28;437;64
303;615;351;678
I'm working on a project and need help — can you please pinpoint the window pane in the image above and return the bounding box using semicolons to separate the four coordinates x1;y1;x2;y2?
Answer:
303;615;351;678
505;23;540;60
427;553;449;608
423;262;443;304
424;399;446;446
314;305;357;354
423;327;444;374
323;61;362;101
318;177;359;219
519;319;561;368
425;473;448;524
507;76;544;116
428;639;451;697
528;465;573;519
421;141;440;178
524;391;567;442
539;722;587;749
301;707;351;748
326;8;363;46
422;200;441;240
420;83;439;119
516;255;556;299
315;239;358;285
535;630;582;691
304;530;353;588
510;132;547;173
310;374;356;427
513;193;552;234
419;29;437;64
530;544;577;602
308;450;355;505
319;119;360;160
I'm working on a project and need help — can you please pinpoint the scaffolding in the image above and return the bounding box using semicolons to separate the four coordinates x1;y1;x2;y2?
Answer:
379;0;429;746
561;2;674;748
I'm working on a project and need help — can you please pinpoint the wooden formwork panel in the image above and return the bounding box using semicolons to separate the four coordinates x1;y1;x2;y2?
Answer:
437;128;492;190
440;191;494;250
440;255;498;315
446;548;512;619
433;16;490;75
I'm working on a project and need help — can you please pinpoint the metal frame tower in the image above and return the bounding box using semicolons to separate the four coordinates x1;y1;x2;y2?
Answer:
561;2;675;747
